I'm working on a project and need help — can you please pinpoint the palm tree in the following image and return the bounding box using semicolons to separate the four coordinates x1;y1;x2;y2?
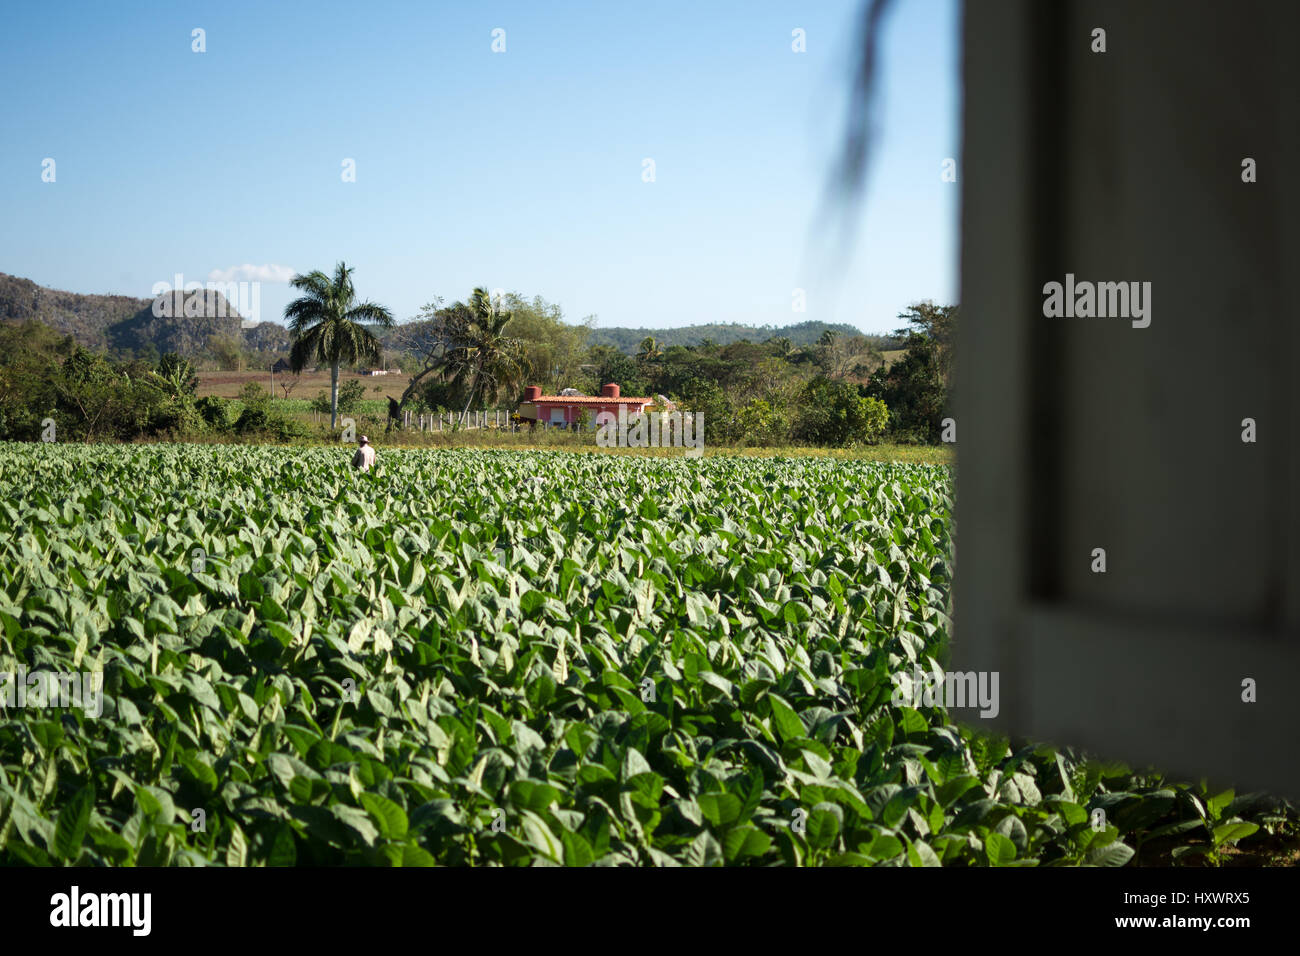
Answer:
284;262;394;428
636;336;663;363
440;288;525;426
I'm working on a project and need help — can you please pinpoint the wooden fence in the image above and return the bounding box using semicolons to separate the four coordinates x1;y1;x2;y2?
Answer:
399;410;514;432
310;409;520;431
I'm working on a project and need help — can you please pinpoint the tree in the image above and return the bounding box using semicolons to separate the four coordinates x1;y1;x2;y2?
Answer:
0;322;68;440
896;301;957;387
736;398;791;446
385;296;455;432
335;379;367;414
678;379;738;446
154;353;198;399
863;303;957;442
793;376;889;446
584;344;648;397
284;262;394;428
500;293;592;394
766;336;795;358
207;334;244;371
817;332;882;380
385;288;526;429
136;342;161;367
238;382;270;407
636;336;663;363
440;288;525;426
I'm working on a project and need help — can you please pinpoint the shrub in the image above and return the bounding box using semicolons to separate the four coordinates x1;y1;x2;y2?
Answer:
195;396;230;430
792;377;889;446
234;403;309;441
736;398;791;446
238;382;271;406
336;379;367;414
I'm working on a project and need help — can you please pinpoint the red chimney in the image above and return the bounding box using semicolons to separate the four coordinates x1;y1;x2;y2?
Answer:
601;383;620;398
524;385;542;401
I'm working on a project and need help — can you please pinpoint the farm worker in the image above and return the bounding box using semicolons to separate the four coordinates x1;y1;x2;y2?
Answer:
352;435;376;472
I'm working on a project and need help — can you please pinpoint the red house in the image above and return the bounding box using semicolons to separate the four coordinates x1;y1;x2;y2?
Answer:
517;383;652;428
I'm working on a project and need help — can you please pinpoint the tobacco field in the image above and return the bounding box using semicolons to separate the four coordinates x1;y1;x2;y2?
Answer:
0;444;1289;865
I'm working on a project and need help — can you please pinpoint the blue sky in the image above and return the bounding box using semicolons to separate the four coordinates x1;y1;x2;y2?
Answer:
1;0;959;336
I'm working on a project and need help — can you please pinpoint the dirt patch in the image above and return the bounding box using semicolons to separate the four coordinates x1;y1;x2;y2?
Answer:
198;369;409;400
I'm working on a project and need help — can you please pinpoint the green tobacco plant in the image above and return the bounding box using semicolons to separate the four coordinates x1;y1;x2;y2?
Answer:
0;445;1290;866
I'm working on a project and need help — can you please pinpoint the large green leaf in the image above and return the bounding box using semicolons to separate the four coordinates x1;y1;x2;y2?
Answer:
52;786;94;863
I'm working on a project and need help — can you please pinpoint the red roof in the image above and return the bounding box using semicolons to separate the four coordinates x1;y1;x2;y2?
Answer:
530;395;653;404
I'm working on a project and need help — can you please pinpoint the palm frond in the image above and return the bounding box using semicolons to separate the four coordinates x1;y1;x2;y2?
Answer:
283;262;393;370
345;301;395;328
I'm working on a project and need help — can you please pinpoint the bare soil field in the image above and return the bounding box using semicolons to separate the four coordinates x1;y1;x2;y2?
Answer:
197;369;409;401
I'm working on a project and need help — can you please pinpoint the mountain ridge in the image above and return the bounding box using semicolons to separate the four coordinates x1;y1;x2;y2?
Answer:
0;272;898;359
0;271;289;356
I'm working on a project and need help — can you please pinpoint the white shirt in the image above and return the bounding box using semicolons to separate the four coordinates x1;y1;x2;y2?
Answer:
352;443;376;471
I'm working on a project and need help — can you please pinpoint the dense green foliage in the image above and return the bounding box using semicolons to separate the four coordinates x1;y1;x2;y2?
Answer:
0;324;309;443
311;380;368;417
385;295;952;447
3;274;956;446
0;445;1286;866
0;323;201;441
231;386;310;442
585;320;894;354
864;304;956;444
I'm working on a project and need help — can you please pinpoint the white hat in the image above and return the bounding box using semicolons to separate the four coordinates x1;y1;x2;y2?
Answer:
359;435;369;444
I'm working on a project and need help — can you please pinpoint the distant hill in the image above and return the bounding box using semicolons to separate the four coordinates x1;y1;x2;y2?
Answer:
0;272;288;357
0;272;147;351
587;320;900;353
0;273;897;361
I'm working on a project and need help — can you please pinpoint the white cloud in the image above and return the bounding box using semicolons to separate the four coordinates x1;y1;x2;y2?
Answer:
207;263;296;283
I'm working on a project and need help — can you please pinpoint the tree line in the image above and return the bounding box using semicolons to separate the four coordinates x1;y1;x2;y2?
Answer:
286;262;956;446
0;259;956;447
